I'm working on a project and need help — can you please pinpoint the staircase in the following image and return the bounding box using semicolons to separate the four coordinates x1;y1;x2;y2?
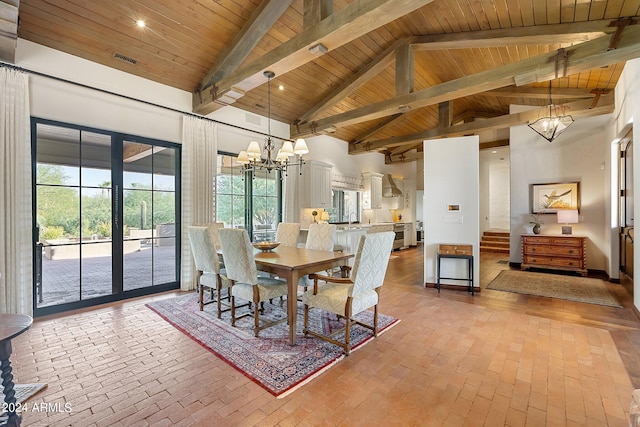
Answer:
480;230;510;254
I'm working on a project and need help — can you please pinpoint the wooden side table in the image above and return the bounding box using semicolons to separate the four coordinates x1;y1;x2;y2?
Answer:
436;244;474;295
0;314;33;427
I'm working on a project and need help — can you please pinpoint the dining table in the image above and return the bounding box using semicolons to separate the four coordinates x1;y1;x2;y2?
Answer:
0;314;33;427
250;246;354;346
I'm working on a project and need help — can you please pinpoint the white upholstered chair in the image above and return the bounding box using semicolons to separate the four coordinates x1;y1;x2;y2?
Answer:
217;228;289;337
298;223;337;289
275;222;300;247
302;231;395;355
187;224;230;317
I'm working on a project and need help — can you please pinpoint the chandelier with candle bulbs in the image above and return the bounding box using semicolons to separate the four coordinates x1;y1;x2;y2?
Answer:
237;71;308;176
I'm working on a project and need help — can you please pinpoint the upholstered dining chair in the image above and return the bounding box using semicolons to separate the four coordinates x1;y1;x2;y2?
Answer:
298;222;337;290
217;228;289;337
302;231;395;355
275;222;300;247
187;225;230;317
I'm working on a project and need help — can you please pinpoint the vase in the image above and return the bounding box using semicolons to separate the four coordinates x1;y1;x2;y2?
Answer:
532;224;541;234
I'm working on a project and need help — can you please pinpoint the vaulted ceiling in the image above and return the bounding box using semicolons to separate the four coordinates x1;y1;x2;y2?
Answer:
5;0;640;163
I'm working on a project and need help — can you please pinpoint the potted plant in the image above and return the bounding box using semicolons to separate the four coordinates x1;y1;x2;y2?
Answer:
529;214;543;234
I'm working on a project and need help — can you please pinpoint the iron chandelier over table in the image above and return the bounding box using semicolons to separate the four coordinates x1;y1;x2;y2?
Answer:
237;71;308;176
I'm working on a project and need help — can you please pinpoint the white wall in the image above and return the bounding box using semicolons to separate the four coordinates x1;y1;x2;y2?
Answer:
509;106;612;272
423;136;480;288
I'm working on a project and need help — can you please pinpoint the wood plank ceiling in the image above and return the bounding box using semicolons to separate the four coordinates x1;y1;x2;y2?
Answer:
12;0;640;163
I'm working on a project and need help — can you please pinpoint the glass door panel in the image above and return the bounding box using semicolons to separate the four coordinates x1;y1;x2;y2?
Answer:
123;141;178;290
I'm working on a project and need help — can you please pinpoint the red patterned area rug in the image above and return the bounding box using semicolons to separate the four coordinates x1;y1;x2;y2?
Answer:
146;293;399;398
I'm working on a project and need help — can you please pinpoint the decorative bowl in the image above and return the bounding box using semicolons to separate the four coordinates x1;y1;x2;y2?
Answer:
252;241;281;252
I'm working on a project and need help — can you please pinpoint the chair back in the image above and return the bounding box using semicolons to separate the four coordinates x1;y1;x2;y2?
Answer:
218;228;258;284
187;226;222;273
305;223;336;251
275;222;300;247
350;231;395;296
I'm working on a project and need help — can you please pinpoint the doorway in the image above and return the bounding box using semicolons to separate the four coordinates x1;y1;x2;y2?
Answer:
33;119;181;316
619;131;634;281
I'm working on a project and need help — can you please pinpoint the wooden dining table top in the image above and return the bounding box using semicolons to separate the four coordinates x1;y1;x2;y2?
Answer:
253;245;353;270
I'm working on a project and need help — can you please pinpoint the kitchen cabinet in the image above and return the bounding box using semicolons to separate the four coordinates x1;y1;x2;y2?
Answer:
521;234;587;276
302;160;332;208
362;172;383;209
403;223;412;247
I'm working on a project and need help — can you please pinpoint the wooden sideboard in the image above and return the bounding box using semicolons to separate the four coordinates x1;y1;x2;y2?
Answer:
521;234;587;276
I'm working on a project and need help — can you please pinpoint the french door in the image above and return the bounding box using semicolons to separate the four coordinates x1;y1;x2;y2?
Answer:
32;118;180;316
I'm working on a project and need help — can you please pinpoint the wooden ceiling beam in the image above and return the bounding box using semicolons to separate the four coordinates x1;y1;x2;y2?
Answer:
350;96;613;154
296;37;409;125
410;20;619;50
385;139;511;164
351;113;404;144
480;86;597;100
0;0;19;63
303;0;334;28
200;0;294;89
293;26;640;138
193;0;435;115
395;43;414;96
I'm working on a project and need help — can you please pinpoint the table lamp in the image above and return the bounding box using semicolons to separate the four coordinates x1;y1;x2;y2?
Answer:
320;211;330;223
557;209;579;235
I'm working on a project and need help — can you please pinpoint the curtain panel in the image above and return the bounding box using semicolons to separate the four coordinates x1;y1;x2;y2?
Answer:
180;115;218;290
0;68;32;314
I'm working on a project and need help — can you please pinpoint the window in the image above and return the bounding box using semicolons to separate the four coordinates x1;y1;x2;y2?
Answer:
215;153;282;240
329;189;360;223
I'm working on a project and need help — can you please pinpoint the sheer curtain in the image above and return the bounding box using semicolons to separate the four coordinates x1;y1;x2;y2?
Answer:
181;115;218;290
0;68;32;314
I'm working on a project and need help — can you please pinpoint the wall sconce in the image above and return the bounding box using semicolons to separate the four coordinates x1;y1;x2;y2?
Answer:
557;209;579;234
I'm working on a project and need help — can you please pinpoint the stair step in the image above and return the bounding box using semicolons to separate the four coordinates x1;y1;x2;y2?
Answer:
480;246;510;254
480;241;509;248
483;231;510;237
482;235;510;242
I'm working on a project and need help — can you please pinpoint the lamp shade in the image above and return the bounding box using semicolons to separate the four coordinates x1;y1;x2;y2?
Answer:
294;138;309;155
237;150;250;165
557;209;579;224
246;141;262;159
320;211;330;221
280;140;294;156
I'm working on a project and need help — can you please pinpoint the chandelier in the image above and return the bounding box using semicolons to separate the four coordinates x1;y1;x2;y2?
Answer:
237;71;308;176
527;81;574;143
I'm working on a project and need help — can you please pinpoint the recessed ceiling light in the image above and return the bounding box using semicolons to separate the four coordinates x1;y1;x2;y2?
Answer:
136;19;146;28
278;84;284;91
492;150;497;154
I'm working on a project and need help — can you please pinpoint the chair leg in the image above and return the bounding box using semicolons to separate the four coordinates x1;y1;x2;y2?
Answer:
303;304;309;336
345;306;352;356
216;276;223;319
231;296;236;327
254;302;260;337
199;284;204;311
373;303;379;336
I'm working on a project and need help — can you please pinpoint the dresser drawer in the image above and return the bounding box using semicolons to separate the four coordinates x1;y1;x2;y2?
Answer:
522;236;552;245
523;245;582;257
523;255;584;269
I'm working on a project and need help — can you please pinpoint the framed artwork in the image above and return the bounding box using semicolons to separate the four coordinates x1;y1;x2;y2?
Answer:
530;182;580;214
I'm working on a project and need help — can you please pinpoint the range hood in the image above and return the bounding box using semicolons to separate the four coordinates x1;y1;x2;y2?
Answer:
382;174;402;197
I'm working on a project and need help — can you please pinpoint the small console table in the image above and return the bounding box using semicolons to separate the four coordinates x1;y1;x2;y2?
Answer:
436;244;474;295
0;314;33;427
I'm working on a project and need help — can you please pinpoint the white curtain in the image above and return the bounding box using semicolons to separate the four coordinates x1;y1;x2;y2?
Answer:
0;68;32;314
180;115;218;290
